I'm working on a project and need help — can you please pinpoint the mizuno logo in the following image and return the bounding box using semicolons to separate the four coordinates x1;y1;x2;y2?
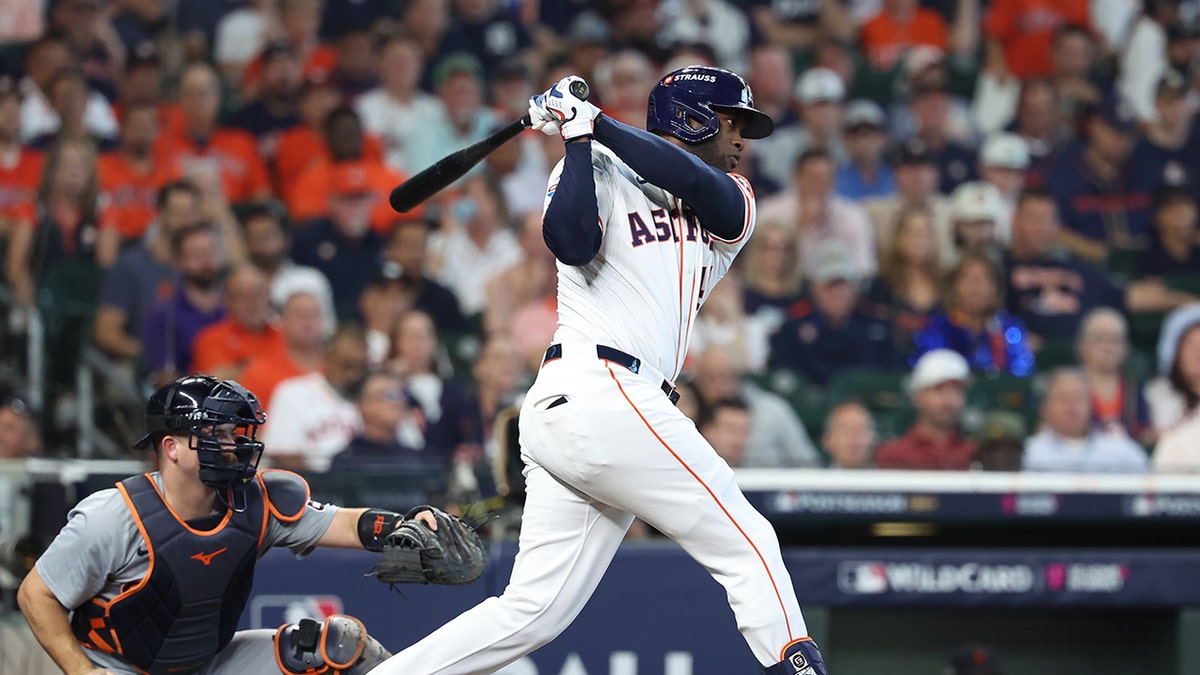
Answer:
191;547;228;566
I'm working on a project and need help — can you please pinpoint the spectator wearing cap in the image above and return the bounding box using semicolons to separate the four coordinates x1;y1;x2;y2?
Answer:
356;34;446;176
191;264;285;381
557;12;612;90
436;0;534;82
288;105;418;234
767;240;900;386
290;158;387;320
1024;368;1150;472
0;76;43;246
913;253;1035;375
761;148;877;280
141;224;227;387
359;262;411;368
18;37;117;144
759;66;848;192
983;0;1090;82
859;0;949;72
330;371;442;472
691;347;822;469
238;287;329;407
227;43;303;151
1119;0;1183;123
875;349;977;470
0;396;41;458
214;0;280;87
92;181;201;362
1134;187;1200;280
973;411;1026;471
1043;95;1157;263
864;138;953;262
822;401;879;469
1130;72;1200;195
948;182;1005;262
977;132;1029;241
243;0;338;90
95;101;180;263
866;205;943;355
156;63;272;205
262;323;368;472
405;53;499;186
836;99;896;201
332;24;379;99
1077;307;1153;444
114;41;185;142
429;174;522;318
1010;78;1073;183
896;52;980;194
383;220;468;335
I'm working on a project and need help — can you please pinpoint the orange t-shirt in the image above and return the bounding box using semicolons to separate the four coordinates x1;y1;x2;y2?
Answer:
237;350;314;409
860;8;949;71
156;127;273;204
0;147;44;225
273;125;385;201
984;0;1090;79
286;159;421;233
97;153;179;240
191;320;287;377
243;44;339;92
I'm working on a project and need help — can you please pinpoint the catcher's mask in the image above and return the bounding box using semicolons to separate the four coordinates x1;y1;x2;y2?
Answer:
134;375;267;511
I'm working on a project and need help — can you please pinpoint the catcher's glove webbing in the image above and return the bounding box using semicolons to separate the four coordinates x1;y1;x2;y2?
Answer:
369;505;486;586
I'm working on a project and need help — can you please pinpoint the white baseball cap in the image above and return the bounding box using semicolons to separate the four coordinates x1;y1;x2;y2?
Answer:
980;133;1030;170
950;181;1003;222
843;99;885;130
808;239;859;283
908;349;971;393
795;67;845;105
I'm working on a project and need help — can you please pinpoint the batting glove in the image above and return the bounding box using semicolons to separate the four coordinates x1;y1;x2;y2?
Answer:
528;94;561;136
544;76;600;141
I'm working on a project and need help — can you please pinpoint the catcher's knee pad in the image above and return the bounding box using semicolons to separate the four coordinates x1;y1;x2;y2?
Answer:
274;614;391;675
764;637;827;675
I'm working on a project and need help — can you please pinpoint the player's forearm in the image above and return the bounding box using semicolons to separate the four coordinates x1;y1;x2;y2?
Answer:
316;506;372;549
592;116;746;239
17;570;99;675
542;141;602;266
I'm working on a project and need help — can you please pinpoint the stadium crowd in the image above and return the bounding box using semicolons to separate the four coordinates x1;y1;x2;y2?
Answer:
3;0;1200;505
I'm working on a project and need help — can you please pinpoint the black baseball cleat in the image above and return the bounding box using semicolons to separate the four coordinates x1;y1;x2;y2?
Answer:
764;637;827;675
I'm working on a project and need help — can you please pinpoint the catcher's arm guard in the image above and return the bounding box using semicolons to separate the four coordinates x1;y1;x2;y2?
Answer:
368;505;486;586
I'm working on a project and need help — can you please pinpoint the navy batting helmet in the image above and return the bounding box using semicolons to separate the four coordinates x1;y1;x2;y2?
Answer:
647;66;774;144
134;375;267;499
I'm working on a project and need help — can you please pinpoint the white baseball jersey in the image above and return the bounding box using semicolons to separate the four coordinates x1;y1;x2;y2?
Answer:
546;144;757;382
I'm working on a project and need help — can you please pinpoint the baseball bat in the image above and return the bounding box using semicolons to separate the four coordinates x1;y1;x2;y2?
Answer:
389;79;590;213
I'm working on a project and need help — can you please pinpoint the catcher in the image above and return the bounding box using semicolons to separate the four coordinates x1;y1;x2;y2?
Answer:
16;375;484;675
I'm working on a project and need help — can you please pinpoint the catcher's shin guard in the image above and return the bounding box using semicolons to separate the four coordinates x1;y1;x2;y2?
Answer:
764;637;827;675
274;614;391;674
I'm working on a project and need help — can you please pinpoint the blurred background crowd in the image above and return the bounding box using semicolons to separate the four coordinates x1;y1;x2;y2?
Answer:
2;0;1200;508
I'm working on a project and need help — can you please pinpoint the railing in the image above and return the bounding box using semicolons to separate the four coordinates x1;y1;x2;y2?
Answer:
75;345;147;459
0;286;44;414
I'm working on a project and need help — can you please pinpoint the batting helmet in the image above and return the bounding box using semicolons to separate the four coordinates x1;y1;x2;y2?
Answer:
647;65;774;144
134;375;267;497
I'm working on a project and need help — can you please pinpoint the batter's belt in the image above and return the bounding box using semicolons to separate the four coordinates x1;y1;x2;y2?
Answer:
542;343;681;406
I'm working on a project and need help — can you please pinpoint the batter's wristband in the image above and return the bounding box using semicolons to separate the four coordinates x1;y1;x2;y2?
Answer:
357;509;402;551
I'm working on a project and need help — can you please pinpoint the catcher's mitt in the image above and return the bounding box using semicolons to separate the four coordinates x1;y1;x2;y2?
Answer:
369;505;486;586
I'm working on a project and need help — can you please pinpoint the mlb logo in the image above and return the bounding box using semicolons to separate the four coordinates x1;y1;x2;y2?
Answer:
837;562;888;594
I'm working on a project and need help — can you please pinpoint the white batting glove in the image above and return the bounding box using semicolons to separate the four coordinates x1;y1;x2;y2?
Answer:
528;93;561;136
544;76;599;141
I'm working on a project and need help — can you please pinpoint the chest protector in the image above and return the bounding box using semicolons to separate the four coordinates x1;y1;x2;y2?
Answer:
70;473;283;675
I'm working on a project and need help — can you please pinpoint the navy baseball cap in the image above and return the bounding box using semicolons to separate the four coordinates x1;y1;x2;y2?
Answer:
1089;94;1137;134
892;138;935;166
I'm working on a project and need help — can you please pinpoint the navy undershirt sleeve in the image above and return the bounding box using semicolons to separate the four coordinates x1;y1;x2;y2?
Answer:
592;115;747;240
542;141;602;266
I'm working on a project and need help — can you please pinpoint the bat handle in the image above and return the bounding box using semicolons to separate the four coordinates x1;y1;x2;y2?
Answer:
569;79;590;101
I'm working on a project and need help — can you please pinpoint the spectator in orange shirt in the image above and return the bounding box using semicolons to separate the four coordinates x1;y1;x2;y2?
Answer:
157;62;272;205
287;105;415;233
96;100;178;265
192;264;285;380
984;0;1090;81
241;0;339;99
228;43;302;169
273;71;343;197
0;76;43;247
113;40;185;141
238;287;329;407
860;0;949;72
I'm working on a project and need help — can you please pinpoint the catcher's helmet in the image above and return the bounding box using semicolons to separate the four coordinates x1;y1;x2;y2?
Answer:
646;65;774;144
134;375;267;497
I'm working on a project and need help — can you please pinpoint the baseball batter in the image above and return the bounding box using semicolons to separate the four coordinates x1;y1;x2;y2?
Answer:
17;375;436;675
370;68;827;674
